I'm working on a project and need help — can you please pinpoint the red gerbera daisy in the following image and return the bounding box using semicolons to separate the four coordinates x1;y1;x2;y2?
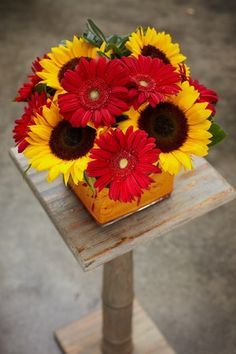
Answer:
15;57;43;102
58;57;130;128
13;92;48;152
122;55;181;110
189;78;218;116
87;127;161;203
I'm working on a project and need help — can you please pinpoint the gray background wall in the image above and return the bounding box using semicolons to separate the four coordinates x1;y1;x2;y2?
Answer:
0;1;235;353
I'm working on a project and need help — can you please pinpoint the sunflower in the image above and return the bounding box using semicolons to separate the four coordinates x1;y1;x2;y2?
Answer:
24;102;97;184
37;36;106;91
126;27;186;68
118;81;212;175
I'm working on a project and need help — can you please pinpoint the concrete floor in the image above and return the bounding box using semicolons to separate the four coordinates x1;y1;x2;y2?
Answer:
0;0;236;353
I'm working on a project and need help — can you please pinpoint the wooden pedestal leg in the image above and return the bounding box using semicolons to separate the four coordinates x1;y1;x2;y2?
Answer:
101;251;134;354
55;250;175;354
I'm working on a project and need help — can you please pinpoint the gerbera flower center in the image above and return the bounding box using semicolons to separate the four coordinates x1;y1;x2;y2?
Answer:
119;158;129;169
79;79;110;110
141;45;170;64
49;120;96;160
58;57;80;82
132;74;155;91
89;89;100;101
138;102;189;153
112;150;137;179
139;80;149;87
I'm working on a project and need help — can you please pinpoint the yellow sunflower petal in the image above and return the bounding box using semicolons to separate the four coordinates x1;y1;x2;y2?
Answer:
29;152;59;169
159;152;182;175
33;112;49;127
186;102;212;124
43;104;61;127
51;46;71;65
40;58;59;73
26;133;46;145
192;119;212;131
172;150;193;170
118;106;140;131
36;155;62;170
188;128;212;140
59;161;74;173
63;169;71;185
47;165;61;182
170;81;199;112
180;140;209;157
24;146;50;158
29;125;51;140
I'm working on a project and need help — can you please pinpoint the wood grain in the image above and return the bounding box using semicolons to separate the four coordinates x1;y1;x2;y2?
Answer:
55;300;176;354
10;147;236;271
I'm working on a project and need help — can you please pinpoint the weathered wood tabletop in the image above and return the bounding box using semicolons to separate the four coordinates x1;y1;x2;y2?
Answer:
10;147;236;271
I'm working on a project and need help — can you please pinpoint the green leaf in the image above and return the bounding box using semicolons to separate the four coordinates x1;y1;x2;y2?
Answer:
83;31;101;47
33;83;56;98
117;35;129;48
83;18;107;48
83;20;130;57
97;50;110;59
208;122;227;147
106;34;130;55
106;34;118;44
119;47;131;57
83;171;96;192
106;43;122;57
33;83;47;93
87;18;107;43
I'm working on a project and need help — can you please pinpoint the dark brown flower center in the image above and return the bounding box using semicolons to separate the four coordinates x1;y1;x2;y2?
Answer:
49;120;96;160
141;45;170;64
113;115;129;126
138;102;188;153
58;58;80;83
46;86;57;97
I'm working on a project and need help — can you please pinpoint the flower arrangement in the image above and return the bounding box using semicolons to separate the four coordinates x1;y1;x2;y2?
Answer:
13;19;226;217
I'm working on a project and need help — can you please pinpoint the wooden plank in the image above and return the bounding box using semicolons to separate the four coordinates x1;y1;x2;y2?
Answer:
10;147;236;271
55;300;176;354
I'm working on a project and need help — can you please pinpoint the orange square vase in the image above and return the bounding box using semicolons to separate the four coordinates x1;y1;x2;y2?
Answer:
69;172;174;225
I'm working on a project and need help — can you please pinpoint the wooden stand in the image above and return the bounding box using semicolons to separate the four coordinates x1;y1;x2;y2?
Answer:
10;148;236;354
